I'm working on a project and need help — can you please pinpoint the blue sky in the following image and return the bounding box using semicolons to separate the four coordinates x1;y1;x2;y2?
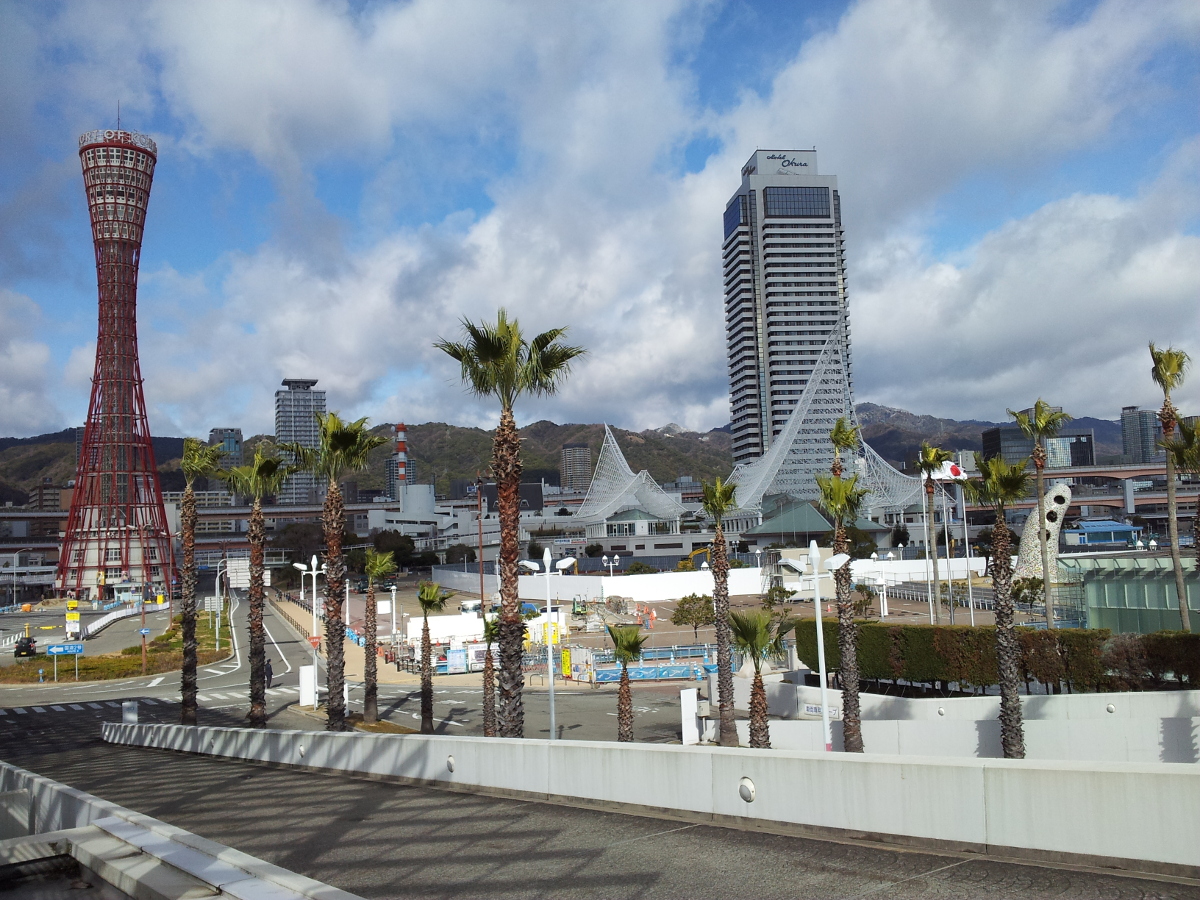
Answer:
1;0;1198;439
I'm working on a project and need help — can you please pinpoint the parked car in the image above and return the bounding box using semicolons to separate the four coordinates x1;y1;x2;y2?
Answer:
13;637;36;658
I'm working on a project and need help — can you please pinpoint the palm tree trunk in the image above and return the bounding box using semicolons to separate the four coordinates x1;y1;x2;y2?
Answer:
421;615;434;734
364;580;378;724
493;408;525;738
992;520;1025;758
1034;461;1055;629
1165;446;1191;631
180;485;198;726
834;522;863;753
926;480;941;625
247;499;267;728
482;644;496;737
323;479;348;731
749;671;770;748
617;663;633;742
712;521;736;747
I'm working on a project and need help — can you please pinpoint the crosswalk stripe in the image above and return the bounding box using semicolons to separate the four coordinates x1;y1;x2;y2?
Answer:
32;707;46;713
50;705;65;711
105;701;120;707
142;698;158;705
197;695;211;701
88;703;102;709
209;693;228;700
70;704;85;710
15;708;26;714
265;689;281;696
0;709;7;716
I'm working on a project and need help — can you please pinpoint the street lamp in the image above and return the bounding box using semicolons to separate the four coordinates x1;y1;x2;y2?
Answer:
293;555;326;709
8;548;32;608
779;541;850;753
754;549;762;569
520;549;576;741
1149;539;1159;551
389;585;398;645
601;554;620;577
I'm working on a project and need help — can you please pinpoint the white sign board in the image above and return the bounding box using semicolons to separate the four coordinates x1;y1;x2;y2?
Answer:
299;665;317;708
227;559;250;589
377;600;391;614
204;597;221;612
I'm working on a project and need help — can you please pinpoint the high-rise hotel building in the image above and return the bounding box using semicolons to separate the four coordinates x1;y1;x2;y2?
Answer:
723;149;850;464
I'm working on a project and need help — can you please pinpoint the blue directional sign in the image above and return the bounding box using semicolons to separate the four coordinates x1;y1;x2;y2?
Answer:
139;628;151;636
47;643;84;656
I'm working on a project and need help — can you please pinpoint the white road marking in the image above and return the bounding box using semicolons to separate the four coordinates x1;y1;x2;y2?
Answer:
88;703;102;709
142;698;158;705
32;707;46;713
263;618;292;674
0;710;7;716
105;701;120;707
266;689;281;696
147;677;164;688
50;705;65;711
14;708;26;714
197;695;212;701
70;704;84;710
204;669;224;676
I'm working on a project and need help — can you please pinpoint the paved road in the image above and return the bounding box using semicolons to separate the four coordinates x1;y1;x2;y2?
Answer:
0;590;685;742
1;705;1194;899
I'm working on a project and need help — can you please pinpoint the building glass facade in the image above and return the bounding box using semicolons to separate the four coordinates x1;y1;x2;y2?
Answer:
275;379;326;505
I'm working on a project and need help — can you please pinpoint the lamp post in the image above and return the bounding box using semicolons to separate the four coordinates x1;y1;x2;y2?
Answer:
9;548;32;608
293;555;326;709
779;541;847;753
602;554;620;577
520;549;576;740
389;586;398;644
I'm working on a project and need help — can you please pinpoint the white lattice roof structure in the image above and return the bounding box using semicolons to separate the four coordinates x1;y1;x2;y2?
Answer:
728;313;923;515
574;425;687;526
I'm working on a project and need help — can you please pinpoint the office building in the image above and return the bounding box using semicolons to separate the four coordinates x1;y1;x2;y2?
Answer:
275;379;326;504
208;428;243;469
981;412;1095;468
723;149;851;465
1122;406;1164;463
559;442;593;492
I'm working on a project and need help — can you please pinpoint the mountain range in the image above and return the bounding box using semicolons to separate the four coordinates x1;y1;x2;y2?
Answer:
0;406;1124;504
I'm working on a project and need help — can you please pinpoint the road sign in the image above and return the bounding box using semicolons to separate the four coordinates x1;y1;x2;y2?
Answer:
308;636;321;649
65;611;81;622
47;643;84;655
139;628;151;636
227;559;250;589
204;597;221;612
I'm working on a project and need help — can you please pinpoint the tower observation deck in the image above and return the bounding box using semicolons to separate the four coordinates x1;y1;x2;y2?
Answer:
57;130;174;599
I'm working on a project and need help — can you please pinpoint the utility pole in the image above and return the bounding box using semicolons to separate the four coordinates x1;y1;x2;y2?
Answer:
477;474;485;617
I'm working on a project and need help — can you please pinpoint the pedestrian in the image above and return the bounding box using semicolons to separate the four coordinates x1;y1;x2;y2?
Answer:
265;658;274;689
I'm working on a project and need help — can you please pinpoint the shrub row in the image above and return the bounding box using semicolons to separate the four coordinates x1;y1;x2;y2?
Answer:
793;620;1200;693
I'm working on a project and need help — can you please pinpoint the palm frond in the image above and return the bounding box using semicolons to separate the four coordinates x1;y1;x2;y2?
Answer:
1007;398;1072;442
915;442;954;477
1162;419;1200;475
606;624;648;665
283;411;386;485
364;549;397;582
417;580;452;615
223;443;296;501
181;438;225;486
829;416;859;453
964;454;1032;514
701;476;738;523
816;473;870;526
729;610;794;673
1150;342;1190;397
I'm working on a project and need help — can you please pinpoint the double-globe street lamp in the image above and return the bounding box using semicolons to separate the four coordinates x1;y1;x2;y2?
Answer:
779;541;850;753
293;555;326;709
520;548;576;740
601;553;620;577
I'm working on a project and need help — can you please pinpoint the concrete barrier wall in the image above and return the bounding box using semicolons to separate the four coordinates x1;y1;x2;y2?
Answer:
102;722;1200;874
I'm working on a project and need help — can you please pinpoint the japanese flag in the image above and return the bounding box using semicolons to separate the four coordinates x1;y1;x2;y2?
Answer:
932;461;968;481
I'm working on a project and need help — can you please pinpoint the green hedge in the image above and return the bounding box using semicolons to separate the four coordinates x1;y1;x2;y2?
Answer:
791;620;1200;693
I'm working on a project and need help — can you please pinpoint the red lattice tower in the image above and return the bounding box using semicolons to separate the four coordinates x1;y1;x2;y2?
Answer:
58;129;175;600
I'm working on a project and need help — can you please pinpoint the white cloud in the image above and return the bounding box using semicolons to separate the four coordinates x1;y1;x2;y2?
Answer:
0;290;61;435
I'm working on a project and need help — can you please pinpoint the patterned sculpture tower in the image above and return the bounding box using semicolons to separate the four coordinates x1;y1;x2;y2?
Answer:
58;130;174;600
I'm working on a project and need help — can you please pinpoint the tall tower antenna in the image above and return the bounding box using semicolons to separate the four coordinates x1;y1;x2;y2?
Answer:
58;128;174;601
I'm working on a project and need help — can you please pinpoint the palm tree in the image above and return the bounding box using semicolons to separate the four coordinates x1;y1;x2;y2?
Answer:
1163;419;1200;602
417;581;450;734
1150;343;1193;632
179;438;224;726
362;549;397;724
482;616;499;737
965;453;1033;758
223;445;293;728
1008;399;1072;629
915;443;954;625
435;310;585;738
281;412;386;731
701;476;739;747
829;416;859;478
607;624;648;742
816;472;870;753
729;610;794;749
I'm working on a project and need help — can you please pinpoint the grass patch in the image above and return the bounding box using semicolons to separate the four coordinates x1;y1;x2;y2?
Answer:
0;605;231;683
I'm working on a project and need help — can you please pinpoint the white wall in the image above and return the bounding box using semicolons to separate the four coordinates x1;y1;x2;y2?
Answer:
517;568;765;604
102;723;1200;875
